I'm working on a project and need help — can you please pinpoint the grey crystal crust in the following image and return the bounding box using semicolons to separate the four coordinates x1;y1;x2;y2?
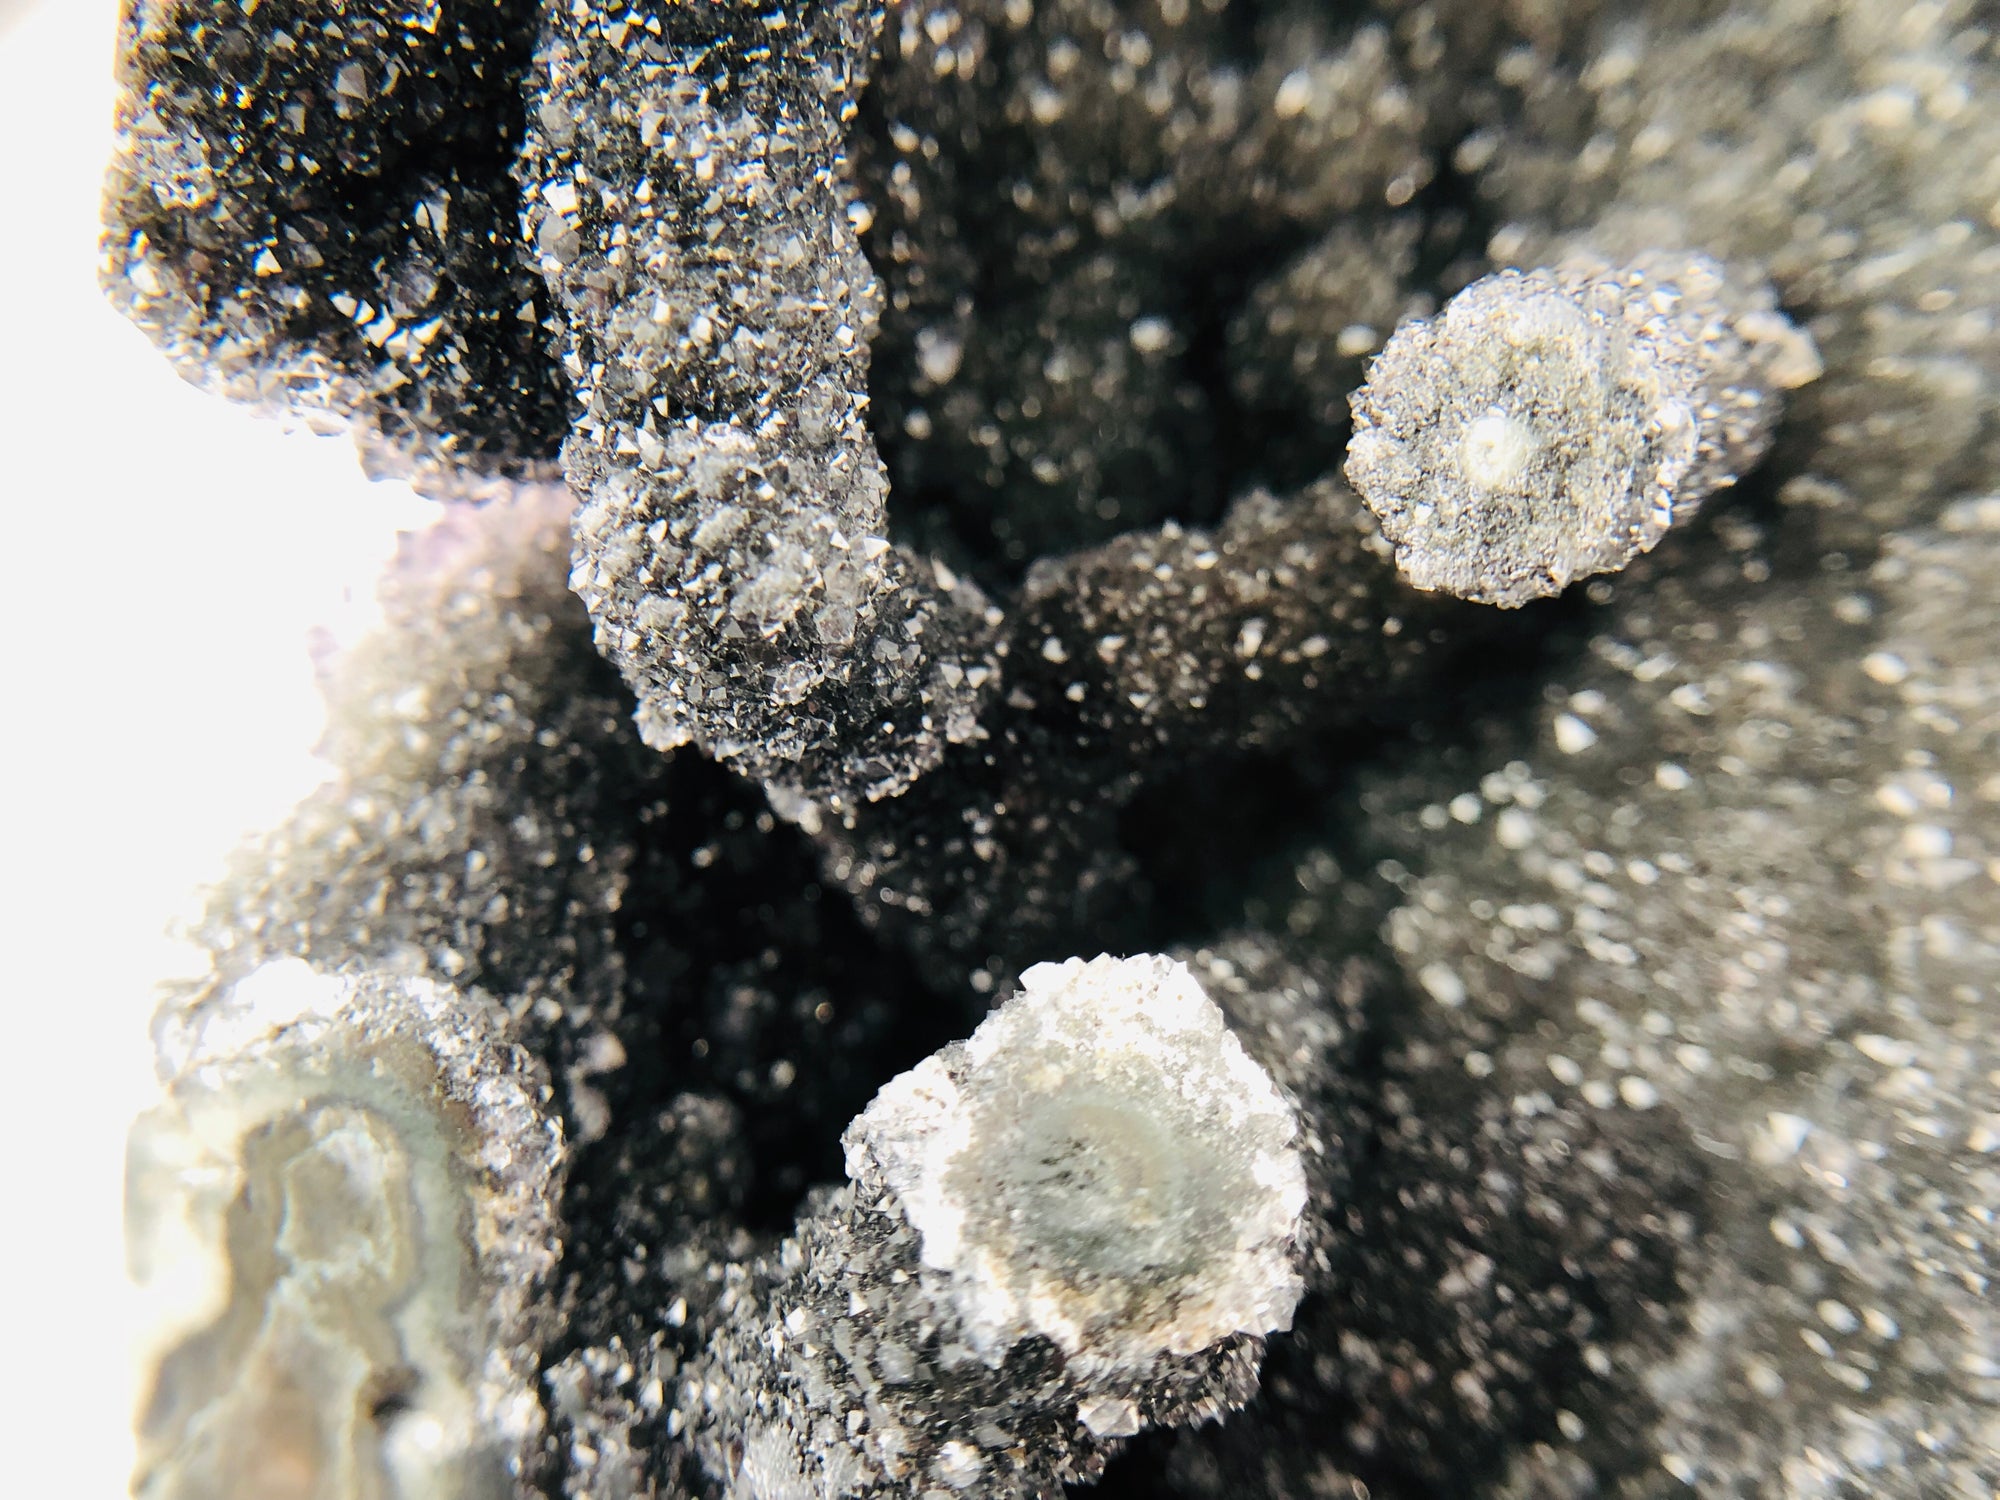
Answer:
522;1;996;807
99;0;2000;1496
679;954;1309;1499
1347;252;1818;606
100;0;568;486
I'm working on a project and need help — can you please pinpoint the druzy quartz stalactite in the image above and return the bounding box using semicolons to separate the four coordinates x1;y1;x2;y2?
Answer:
521;1;996;808
679;955;1309;1499
852;955;1307;1373
100;0;2000;1496
1346;250;1820;606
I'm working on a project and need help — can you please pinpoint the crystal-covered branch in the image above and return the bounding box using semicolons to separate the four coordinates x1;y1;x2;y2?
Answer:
678;955;1308;1498
521;1;996;807
1346;249;1820;606
129;965;566;1500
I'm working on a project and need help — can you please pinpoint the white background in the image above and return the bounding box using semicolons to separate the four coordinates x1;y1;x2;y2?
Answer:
1;2;438;1483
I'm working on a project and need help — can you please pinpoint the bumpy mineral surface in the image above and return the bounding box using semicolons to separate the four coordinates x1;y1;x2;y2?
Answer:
849;954;1307;1375
129;963;567;1500
109;0;2000;1497
1346;250;1819;605
101;0;568;487
678;954;1308;1499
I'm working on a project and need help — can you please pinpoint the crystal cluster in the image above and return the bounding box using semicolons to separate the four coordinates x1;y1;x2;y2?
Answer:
1347;250;1820;605
849;955;1306;1375
679;955;1309;1499
521;4;996;805
104;0;2000;1497
101;0;566;486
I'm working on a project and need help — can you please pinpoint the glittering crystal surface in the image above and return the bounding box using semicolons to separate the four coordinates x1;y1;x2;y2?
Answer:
848;955;1306;1373
104;0;2000;1497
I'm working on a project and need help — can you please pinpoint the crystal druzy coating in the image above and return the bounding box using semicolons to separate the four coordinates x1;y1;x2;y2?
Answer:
1346;252;1819;606
676;954;1311;1500
847;954;1308;1374
522;2;997;808
102;0;2000;1495
100;0;567;486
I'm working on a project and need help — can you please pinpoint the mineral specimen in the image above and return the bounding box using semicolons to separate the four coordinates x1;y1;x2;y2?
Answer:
855;0;1439;564
793;476;1495;991
1346;251;1819;606
103;0;2000;1496
1252;494;2000;1496
128;963;566;1500
852;954;1306;1372
680;954;1308;1498
100;0;567;486
521;2;996;807
164;480;971;1500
